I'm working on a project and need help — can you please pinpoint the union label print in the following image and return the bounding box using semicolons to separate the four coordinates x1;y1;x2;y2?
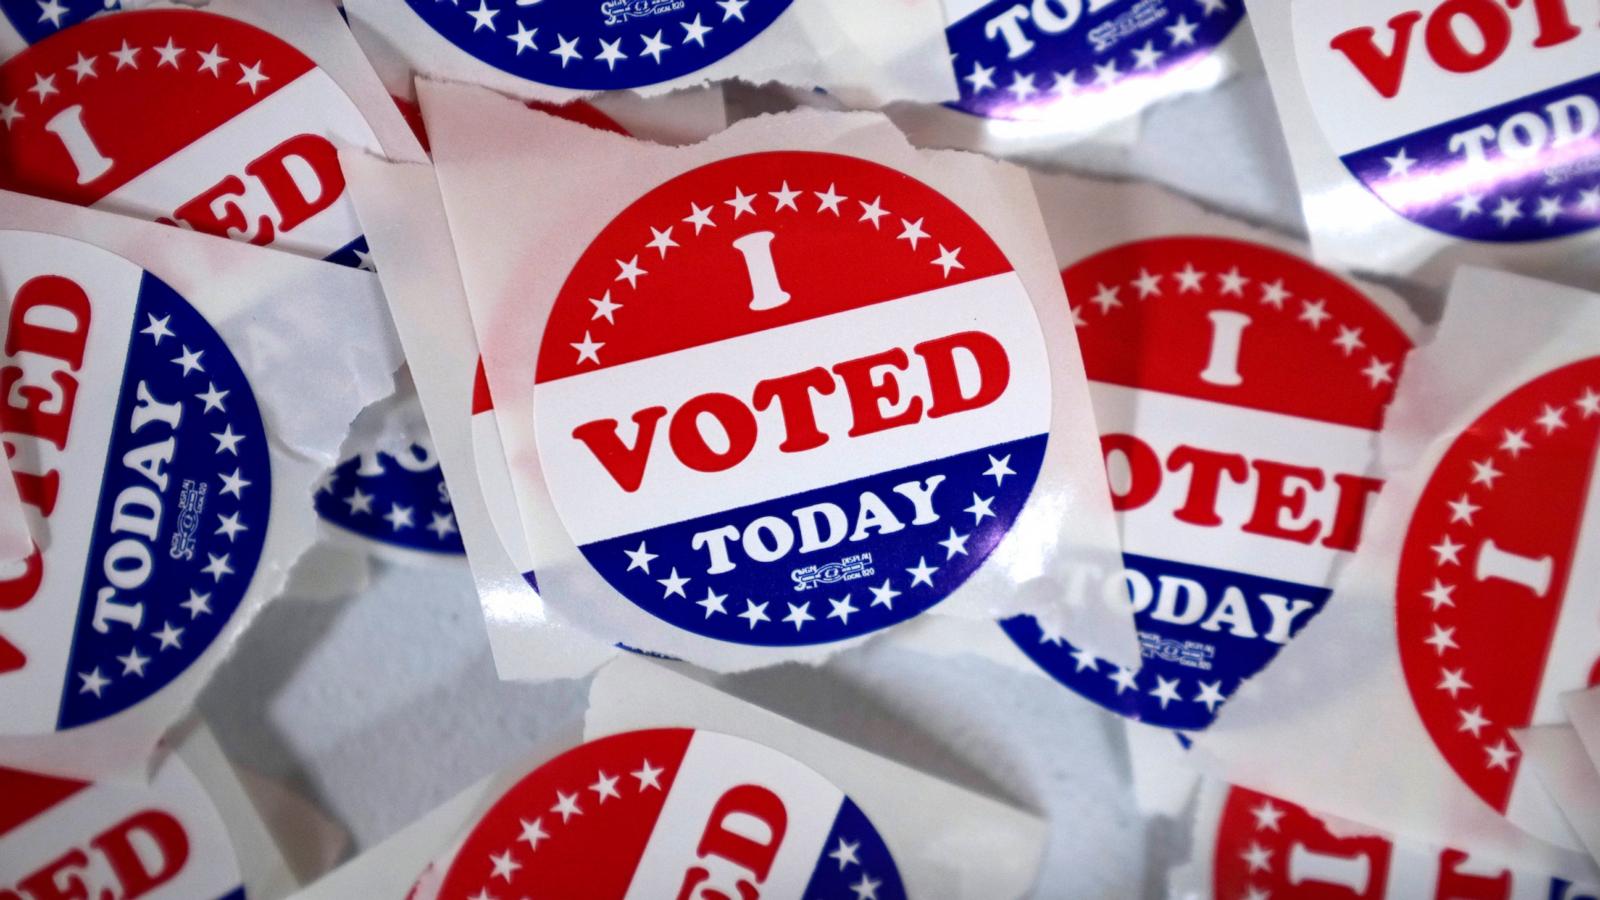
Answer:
1003;237;1412;730
434;729;904;900
0;233;270;735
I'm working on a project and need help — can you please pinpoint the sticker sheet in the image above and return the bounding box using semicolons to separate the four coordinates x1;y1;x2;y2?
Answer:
419;84;1132;671
1;724;299;900
1566;687;1600;775
1192;267;1600;871
1171;780;1600;899
343;0;957;108
0;189;402;779
1517;724;1600;866
1249;0;1600;288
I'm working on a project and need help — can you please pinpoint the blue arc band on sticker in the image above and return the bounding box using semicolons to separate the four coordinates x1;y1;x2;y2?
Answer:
402;0;793;92
565;434;1047;647
0;0;116;45
943;0;1244;121
803;797;907;900
1000;551;1331;731
1341;68;1600;244
59;272;271;730
313;445;464;556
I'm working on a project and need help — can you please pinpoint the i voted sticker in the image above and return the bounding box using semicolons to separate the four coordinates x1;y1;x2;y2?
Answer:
401;0;792;92
531;150;1052;647
1;759;245;900
1002;237;1411;730
0;7;382;264
0;0;115;47
942;0;1244;121
1293;0;1600;243
1208;786;1600;899
1396;356;1600;837
435;728;904;900
314;439;463;558
0;232;270;734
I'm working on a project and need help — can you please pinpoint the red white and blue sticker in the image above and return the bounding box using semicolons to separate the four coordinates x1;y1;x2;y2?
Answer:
531;150;1052;647
401;0;792;92
1002;237;1412;730
1395;357;1600;826
0;0;115;47
1293;0;1600;243
0;232;270;735
1;759;246;900
942;0;1244;121
435;728;903;900
314;439;463;557
1208;785;1600;899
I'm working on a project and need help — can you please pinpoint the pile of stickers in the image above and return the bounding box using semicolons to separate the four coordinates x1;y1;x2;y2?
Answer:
1;0;1599;897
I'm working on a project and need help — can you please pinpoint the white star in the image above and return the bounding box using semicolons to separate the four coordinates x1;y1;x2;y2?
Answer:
624;541;656;573
1423;579;1455;610
964;60;996;94
181;589;212;618
1471;457;1502;488
517;817;547;850
717;0;748;20
1537;403;1567;433
507;21;538;53
1166;14;1199;46
468;0;499;31
1580;188;1600;214
1069;305;1086;327
1092;60;1120;87
1131;40;1164;71
680;13;712;46
1217;267;1248;296
1438;667;1471;697
196;382;228;413
467;890;494;900
570;331;603;366
589;770;621;802
429;512;458;540
236;60;270;93
1298;299;1330;328
869;579;900;609
154;620;185;650
27;72;57;102
1240;841;1271;873
1536;195;1564;225
215;511;248;541
550;34;583;67
615;255;646;287
657;567;690;599
68;52;98;82
725;187;757;218
632;759;664;790
640;29;669;63
1194;680;1226;713
1259;279;1290;308
829;837;860;870
939;527;970;559
1174;263;1204;292
172;345;205;375
931;245;964;277
697;587;728;618
1130;268;1162;298
1197;0;1228;15
1577;387;1600;417
815;184;845;215
1493;197;1523;228
1430;535;1463;566
684;202;716;233
1005;71;1038;103
596;37;627;70
488;849;519;881
154;37;184;68
1251;800;1284;831
344;487;373;515
202;553;234;582
897;217;929;250
1497;428;1531;457
79;667;110;696
1453;193;1483;220
0;100;21;129
1425;623;1458;655
195;44;227;76
219;468;251;499
1090;283;1122;313
827;594;858;624
550;791;582;822
850;873;881;900
589;291;623;323
783;601;814;630
858;196;889;228
1108;666;1139;694
1149;675;1183;708
1458;705;1489;736
112;40;140;69
738;599;770;628
983;454;1016;485
118;648;149;677
906;556;937;588
141;313;174;344
1362;357;1395;387
769;181;801;211
354;248;376;272
1241;888;1270;900
966;493;996;523
37;0;67;26
211;425;244;455
1485;739;1518;771
1332;325;1364;356
1069;647;1098;672
385;504;415;531
1050;70;1077;96
1384;147;1416;178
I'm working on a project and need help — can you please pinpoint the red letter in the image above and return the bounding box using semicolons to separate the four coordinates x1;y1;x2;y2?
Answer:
1425;0;1512;73
94;809;191;899
571;407;668;493
0;368;78;451
752;366;835;453
669;393;758;474
171;175;273;245
15;848;89;900
1322;473;1384;551
1166;445;1248;527
0;632;23;675
1510;0;1583;47
833;348;922;437
6;275;91;369
1100;433;1161;512
1433;848;1511;900
0;547;42;612
916;331;1011;418
1242;460;1325;545
245;134;345;234
1329;11;1425;98
697;784;788;881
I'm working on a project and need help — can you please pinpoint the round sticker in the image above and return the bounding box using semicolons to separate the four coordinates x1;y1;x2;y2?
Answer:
0;0;115;47
401;0;794;92
1;759;245;899
1292;1;1600;243
0;232;271;735
0;7;382;263
532;150;1052;647
436;728;904;900
942;0;1244;122
1002;237;1412;730
314;439;464;558
1396;356;1600;835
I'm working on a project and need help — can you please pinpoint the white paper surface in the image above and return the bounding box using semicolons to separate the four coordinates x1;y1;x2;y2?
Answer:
1517;723;1600;867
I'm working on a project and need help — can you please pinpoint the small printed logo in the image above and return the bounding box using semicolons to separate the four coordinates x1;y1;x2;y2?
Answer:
791;553;873;592
942;0;1245;122
168;477;207;562
436;728;904;900
403;0;794;91
1002;236;1413;731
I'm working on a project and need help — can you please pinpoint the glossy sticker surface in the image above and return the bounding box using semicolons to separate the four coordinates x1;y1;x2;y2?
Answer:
1293;0;1600;243
531;150;1052;646
1396;357;1600;825
401;0;793;92
1003;237;1411;730
0;232;270;734
942;0;1244;121
437;728;903;900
